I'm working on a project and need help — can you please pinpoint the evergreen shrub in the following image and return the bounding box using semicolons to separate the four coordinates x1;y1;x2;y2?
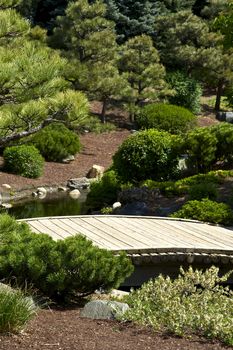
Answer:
188;182;218;201
171;199;233;225
136;103;197;135
0;215;133;301
124;266;233;345
3;145;44;178
167;71;202;114
86;170;121;209
184;127;217;173
113;129;181;183
31;123;81;162
211;123;233;164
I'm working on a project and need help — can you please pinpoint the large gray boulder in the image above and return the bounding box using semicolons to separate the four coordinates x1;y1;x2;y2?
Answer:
80;300;129;320
67;177;90;190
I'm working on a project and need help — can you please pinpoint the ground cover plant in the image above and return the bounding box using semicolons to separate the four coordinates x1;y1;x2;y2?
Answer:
171;198;233;225
0;214;133;301
124;266;233;346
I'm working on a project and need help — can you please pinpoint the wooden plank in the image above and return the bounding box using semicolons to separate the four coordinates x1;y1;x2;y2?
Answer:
119;217;194;248
58;218;116;249
27;220;63;241
153;220;230;249
87;216;154;248
36;219;73;239
74;217;136;249
177;221;233;249
99;216;158;246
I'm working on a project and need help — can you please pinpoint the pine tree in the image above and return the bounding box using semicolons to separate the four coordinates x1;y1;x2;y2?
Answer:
51;0;129;122
0;0;89;147
119;35;168;120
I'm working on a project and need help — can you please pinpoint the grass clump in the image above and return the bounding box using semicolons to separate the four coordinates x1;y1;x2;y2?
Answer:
0;286;37;333
124;266;233;346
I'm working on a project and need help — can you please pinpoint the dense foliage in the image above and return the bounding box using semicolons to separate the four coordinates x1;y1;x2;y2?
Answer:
0;215;133;300
188;182;218;201
31;123;81;162
86;170;121;209
124;266;233;345
136;103;197;134
3;145;44;178
171;198;233;225
166;71;202;114
113;130;181;183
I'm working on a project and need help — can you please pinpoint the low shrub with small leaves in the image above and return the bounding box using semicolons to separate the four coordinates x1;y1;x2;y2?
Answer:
211;122;233;164
123;266;233;346
136;103;197;135
31;123;81;162
0;214;133;301
171;199;233;225
0;286;37;333
3;145;44;178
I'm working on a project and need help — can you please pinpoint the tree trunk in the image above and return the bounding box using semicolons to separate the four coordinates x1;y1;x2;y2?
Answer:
101;100;107;123
215;80;224;111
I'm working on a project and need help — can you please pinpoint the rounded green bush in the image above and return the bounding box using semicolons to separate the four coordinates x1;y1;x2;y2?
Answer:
167;71;202;114
136;103;197;135
171;198;233;225
3;145;44;178
31;123;81;162
113;129;181;183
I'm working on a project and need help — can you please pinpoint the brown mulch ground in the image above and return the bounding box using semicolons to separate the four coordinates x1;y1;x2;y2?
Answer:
0;308;229;350
0;130;130;191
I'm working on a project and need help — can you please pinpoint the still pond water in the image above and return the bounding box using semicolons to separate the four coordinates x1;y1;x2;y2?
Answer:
5;191;89;219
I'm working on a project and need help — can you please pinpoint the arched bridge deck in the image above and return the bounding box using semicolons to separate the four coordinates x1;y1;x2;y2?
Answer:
20;215;233;285
20;215;233;254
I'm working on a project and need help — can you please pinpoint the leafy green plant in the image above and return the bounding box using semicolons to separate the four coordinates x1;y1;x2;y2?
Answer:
31;123;81;162
113;129;181;183
166;71;202;114
171;199;233;225
0;215;133;301
100;206;113;214
3;145;44;178
188;182;218;201
136;103;197;135
124;266;233;345
86;170;121;209
0;286;37;334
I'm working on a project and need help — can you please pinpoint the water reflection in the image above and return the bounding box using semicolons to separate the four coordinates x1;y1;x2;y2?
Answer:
4;191;88;219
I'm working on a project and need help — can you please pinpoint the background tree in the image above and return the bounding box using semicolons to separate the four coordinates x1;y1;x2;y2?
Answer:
119;35;168;120
154;10;233;111
0;0;89;147
51;0;129;122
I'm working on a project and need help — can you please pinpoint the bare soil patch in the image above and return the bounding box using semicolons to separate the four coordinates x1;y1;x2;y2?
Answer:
0;308;229;350
0;130;130;191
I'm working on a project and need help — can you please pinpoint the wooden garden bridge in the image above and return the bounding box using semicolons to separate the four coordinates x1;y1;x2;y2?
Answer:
20;215;233;286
